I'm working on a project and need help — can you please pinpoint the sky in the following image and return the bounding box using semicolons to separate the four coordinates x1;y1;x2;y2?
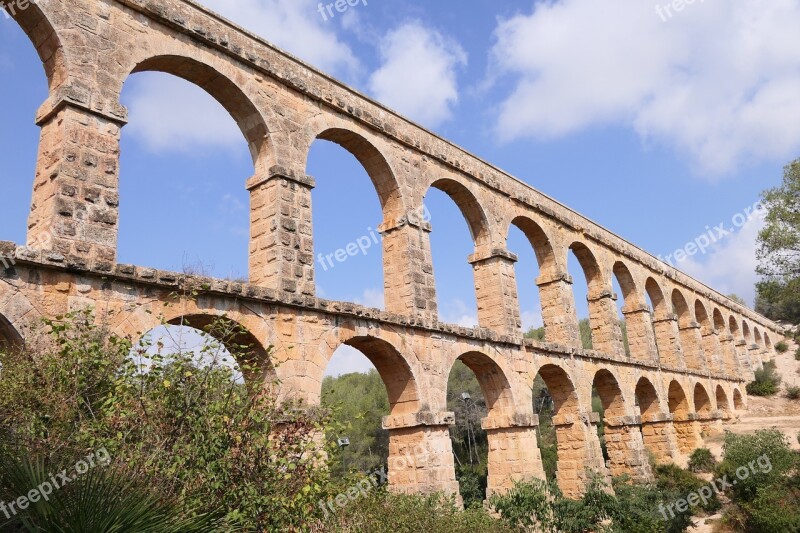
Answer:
1;0;799;377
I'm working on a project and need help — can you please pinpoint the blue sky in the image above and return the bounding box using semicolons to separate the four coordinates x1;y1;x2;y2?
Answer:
2;0;798;376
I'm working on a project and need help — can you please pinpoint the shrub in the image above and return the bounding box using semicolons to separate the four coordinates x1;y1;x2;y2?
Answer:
775;341;790;353
688;448;717;473
787;386;800;400
796;347;800;361
0;448;223;532
716;430;797;503
655;464;721;514
320;491;510;532
746;361;782;396
0;308;339;531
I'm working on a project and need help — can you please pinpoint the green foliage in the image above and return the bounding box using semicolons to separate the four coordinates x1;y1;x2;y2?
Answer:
0;447;223;532
787;385;800;400
756;158;800;324
746;360;782;396
532;376;558;482
775;340;790;353
687;448;717;473
727;294;749;307
318;490;511;532
654;464;721;514
323;370;390;475
716;431;800;533
579;318;593;350
491;474;698;533
0;307;338;531
796;347;800;361
525;326;546;341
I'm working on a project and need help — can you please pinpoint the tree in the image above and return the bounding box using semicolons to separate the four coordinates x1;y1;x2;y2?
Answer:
756;158;800;324
727;294;748;307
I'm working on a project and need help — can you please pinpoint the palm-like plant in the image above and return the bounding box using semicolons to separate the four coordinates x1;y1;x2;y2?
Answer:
0;448;228;533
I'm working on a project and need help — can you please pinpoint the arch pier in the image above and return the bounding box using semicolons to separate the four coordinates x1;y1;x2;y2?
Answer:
0;0;784;502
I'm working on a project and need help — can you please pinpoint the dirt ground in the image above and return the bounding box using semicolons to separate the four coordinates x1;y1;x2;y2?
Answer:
688;344;800;532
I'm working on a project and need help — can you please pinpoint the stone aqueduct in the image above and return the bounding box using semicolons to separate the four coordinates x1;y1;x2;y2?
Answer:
0;0;785;499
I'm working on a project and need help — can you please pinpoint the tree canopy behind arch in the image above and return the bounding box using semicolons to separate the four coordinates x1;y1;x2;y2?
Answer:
756;158;800;324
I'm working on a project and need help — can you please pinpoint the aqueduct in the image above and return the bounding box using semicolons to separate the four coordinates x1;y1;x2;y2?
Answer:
0;0;784;499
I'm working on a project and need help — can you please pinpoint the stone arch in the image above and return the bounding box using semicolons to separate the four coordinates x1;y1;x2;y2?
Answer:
693;383;712;416
672;290;704;371
569;242;620;354
427;178;491;248
715;385;731;415
742;321;752;343
645;277;679;366
535;363;604;497
668;380;700;454
733;388;745;411
635;377;661;418
594;369;651;480
614;262;655;362
455;351;515;417
635;377;675;464
714;308;737;374
667;381;690;417
159;314;276;388
3;1;67;89
694;300;717;371
509;217;557;277
507;216;558;338
128;55;273;173
0;313;24;350
308;127;405;221
334;335;420;417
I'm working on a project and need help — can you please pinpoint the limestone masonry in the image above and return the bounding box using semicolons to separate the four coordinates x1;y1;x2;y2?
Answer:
0;0;784;498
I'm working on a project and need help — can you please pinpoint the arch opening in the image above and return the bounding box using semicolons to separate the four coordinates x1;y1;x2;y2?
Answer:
308;137;386;307
672;291;704;371
508;217;555;338
568;242;603;350
715;385;730;416
425;180;489;326
693;383;712;416
612;262;640;358
0;313;23;351
446;352;514;505
733;388;745;411
119;67;256;279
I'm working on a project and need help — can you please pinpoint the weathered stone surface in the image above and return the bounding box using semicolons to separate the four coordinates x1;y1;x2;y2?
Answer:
0;0;785;500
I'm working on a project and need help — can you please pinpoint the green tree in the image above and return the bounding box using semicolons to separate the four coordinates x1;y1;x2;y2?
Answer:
756;158;800;324
322;370;390;475
727;294;749;307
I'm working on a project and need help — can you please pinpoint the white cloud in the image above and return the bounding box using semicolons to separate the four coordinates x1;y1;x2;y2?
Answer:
124;0;359;154
520;310;543;331
369;22;466;128
353;288;385;310
490;0;800;176
124;74;245;154
439;298;478;328
201;0;358;75
324;345;375;377
676;215;766;307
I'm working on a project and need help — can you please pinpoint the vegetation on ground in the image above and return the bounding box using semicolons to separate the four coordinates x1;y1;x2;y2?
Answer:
746;360;782;396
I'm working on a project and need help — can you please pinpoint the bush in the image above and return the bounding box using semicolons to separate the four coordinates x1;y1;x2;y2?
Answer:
655;464;721;515
775;341;790;353
746;361;782;396
796;347;800;361
0;308;339;531
715;431;799;532
491;474;698;533
319;491;510;532
688;448;717;473
787;386;800;400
